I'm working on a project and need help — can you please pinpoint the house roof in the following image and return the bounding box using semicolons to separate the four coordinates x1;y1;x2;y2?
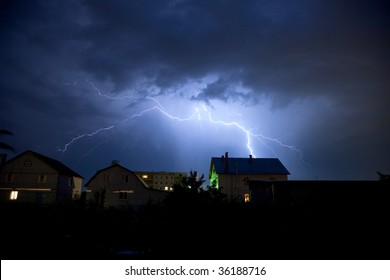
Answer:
3;150;83;178
84;162;150;189
210;156;290;175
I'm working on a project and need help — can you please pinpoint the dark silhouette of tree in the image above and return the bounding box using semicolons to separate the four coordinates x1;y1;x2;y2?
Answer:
201;181;227;204
165;170;228;207
173;170;204;191
164;170;205;206
183;170;205;193
377;171;390;181
91;189;106;211
0;129;14;153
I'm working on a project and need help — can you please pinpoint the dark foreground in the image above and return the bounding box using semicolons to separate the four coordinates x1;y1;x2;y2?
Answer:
1;182;390;260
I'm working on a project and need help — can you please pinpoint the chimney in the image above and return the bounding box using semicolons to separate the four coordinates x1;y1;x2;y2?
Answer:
224;152;229;174
111;160;119;166
249;154;253;164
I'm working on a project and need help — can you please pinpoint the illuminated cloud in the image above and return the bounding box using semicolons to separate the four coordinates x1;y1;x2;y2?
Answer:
0;0;388;181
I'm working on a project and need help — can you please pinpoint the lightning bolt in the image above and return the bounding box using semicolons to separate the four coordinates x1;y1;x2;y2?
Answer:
58;80;307;165
123;97;200;122
199;104;305;162
58;126;114;152
75;139;109;166
86;80;139;101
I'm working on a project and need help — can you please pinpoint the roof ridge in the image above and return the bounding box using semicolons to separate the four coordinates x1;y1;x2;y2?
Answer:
6;150;83;178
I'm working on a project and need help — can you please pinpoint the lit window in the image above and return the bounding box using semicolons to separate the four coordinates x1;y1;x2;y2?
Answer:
244;193;250;203
164;186;169;191
142;175;148;179
10;191;18;200
119;192;128;200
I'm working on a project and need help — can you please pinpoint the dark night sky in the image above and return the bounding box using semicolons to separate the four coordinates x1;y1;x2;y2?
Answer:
1;0;389;183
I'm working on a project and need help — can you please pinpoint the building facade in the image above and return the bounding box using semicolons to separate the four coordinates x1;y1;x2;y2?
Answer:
135;171;187;192
0;150;83;204
85;161;169;208
209;152;290;201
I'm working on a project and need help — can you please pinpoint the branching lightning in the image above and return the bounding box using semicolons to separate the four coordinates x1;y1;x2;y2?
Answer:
86;80;138;101
58;126;114;152
201;104;305;161
75;139;109;166
123;97;200;122
59;80;306;164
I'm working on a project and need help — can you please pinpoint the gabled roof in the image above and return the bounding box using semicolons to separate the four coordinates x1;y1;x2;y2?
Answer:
210;156;290;175
3;150;83;178
85;162;150;189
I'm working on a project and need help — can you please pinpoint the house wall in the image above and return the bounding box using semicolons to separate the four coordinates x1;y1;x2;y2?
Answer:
87;165;169;208
218;173;288;201
56;174;75;204
0;154;59;204
72;176;83;199
135;171;186;191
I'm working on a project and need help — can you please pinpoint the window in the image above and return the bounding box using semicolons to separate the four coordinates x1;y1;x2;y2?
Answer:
104;174;111;183
37;174;47;183
142;174;148;179
119;192;128;200
123;175;129;183
244;193;250;203
10;191;18;200
5;174;14;183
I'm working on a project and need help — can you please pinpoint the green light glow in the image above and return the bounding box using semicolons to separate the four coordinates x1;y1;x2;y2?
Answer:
209;169;219;189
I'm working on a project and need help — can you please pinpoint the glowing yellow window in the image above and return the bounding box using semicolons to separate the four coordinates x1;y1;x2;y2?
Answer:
10;191;18;200
142;175;148;179
244;193;250;203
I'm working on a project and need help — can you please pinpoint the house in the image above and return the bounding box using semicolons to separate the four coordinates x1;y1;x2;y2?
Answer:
135;171;187;192
209;152;290;201
0;150;83;204
85;161;169;208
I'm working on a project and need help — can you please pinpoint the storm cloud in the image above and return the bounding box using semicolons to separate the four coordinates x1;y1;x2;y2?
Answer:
1;0;389;181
